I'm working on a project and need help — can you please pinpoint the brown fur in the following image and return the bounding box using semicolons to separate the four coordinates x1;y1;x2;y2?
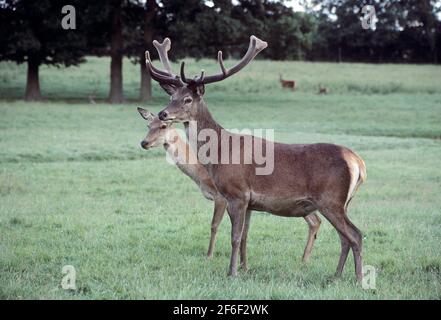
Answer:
158;88;366;280
146;36;366;281
138;109;322;262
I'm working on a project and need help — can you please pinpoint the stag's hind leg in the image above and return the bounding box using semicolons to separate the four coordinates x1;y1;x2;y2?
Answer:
319;204;363;281
240;210;252;271
302;213;321;262
335;232;350;277
344;215;363;281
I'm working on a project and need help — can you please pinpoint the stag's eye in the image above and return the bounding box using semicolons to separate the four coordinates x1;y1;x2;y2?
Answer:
184;97;192;104
160;124;167;129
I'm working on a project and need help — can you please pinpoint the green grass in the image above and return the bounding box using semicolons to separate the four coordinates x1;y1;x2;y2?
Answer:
0;58;441;299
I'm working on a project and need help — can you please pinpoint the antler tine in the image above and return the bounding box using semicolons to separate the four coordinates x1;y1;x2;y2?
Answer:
180;63;205;84
145;55;183;86
145;37;184;87
153;38;173;76
180;61;188;83
145;51;170;77
198;69;205;82
218;51;227;76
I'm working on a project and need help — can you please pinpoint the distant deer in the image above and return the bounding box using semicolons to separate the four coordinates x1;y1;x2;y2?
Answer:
137;108;322;262
279;74;296;90
146;36;366;280
318;85;329;95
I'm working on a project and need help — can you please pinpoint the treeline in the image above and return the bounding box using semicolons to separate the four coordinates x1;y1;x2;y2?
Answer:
0;0;440;102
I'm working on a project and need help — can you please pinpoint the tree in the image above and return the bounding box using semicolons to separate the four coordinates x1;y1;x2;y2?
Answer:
84;0;130;104
402;0;440;63
312;0;441;63
160;0;207;59
108;0;124;103
263;12;316;60
0;0;87;100
125;0;160;102
139;0;158;101
88;0;167;103
232;0;316;60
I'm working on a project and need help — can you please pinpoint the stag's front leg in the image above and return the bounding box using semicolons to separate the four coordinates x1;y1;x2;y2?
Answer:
227;199;248;277
207;196;227;259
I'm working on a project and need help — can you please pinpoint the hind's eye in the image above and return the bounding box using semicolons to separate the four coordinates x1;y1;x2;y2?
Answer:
160;124;167;129
184;97;192;104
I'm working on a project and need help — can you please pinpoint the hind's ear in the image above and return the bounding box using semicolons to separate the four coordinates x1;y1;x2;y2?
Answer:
137;107;155;122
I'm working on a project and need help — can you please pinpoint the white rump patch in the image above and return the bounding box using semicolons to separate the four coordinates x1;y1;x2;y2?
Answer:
346;161;360;206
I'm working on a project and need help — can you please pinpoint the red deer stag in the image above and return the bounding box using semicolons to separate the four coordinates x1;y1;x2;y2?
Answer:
137;108;322;262
145;36;366;280
279;74;296;90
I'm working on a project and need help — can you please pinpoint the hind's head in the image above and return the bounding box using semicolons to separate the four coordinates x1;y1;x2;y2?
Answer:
137;107;173;150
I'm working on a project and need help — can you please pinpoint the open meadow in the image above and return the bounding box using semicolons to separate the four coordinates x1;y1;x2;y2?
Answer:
0;57;440;299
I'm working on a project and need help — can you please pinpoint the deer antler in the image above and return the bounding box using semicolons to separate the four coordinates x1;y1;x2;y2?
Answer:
180;35;268;85
153;38;173;74
145;38;184;87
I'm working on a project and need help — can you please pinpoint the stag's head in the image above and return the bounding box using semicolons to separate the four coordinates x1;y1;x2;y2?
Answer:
144;36;267;123
137;107;173;150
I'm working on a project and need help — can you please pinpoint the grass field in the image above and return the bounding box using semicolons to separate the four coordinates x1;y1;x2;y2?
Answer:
0;57;440;299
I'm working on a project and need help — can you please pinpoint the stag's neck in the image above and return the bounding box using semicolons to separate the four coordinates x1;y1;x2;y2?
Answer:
184;99;224;150
189;99;222;132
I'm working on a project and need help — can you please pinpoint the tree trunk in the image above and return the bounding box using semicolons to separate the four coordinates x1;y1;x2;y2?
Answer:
139;0;157;102
297;46;302;61
25;58;42;101
108;0;124;104
420;0;437;64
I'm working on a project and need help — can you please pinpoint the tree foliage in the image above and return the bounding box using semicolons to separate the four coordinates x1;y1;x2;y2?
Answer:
0;0;89;100
310;0;441;63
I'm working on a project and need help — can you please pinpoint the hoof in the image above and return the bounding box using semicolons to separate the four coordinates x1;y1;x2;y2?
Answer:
302;257;310;263
324;274;340;284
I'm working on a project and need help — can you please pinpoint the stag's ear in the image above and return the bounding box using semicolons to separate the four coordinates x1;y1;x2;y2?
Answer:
189;83;205;97
137;107;155;122
159;83;177;96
